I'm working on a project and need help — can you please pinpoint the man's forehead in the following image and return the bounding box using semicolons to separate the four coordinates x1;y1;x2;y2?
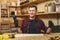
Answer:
29;7;36;10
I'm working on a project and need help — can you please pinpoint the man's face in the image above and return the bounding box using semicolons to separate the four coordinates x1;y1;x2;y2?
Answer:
28;7;37;18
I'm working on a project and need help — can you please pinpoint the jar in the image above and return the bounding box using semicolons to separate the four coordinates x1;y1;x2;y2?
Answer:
55;2;60;12
44;3;48;12
47;2;55;12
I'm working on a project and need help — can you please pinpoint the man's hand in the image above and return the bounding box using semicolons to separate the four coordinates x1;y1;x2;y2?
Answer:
46;27;52;34
17;28;22;33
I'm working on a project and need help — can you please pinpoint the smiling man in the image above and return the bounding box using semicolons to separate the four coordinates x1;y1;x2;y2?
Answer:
17;5;51;34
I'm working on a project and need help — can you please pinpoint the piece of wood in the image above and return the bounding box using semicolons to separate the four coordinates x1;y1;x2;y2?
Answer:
8;33;60;40
15;34;44;37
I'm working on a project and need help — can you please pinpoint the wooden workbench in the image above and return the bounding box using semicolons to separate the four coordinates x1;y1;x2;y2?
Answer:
8;33;60;40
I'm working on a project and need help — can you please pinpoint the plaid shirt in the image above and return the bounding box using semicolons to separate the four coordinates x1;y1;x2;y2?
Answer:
21;17;47;33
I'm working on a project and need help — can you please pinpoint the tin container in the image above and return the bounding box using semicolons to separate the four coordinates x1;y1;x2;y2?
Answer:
47;2;55;12
55;2;60;12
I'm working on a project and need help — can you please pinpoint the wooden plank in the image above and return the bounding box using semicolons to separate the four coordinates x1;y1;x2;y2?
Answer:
20;0;48;7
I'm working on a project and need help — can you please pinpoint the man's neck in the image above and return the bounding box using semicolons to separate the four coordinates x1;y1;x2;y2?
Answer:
30;17;35;20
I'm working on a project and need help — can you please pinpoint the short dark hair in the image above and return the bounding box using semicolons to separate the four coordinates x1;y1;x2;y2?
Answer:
28;5;37;11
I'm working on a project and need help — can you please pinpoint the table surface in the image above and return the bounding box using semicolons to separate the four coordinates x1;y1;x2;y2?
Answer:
5;33;60;40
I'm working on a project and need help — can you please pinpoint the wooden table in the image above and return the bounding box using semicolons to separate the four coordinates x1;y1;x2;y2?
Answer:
7;33;60;40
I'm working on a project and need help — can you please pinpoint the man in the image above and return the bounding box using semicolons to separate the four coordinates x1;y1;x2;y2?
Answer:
17;5;51;33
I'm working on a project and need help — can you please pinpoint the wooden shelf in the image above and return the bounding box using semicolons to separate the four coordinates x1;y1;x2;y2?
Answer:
9;6;18;8
18;14;29;17
37;12;58;15
20;0;48;7
16;12;60;17
1;8;7;10
9;0;48;8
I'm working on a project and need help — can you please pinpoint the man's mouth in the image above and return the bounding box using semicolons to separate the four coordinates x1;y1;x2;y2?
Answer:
31;13;33;15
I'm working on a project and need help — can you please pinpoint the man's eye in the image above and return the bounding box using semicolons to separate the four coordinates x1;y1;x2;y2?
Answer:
29;10;34;11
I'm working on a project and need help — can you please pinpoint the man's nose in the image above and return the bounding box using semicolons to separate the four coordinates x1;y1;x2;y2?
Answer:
30;11;33;13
